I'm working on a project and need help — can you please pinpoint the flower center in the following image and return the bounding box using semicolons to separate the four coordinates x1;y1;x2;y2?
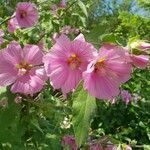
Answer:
94;57;105;72
20;11;27;18
16;61;32;75
67;54;81;70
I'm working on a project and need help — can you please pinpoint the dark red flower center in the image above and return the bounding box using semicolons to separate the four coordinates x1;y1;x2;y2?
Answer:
67;54;81;70
20;11;27;19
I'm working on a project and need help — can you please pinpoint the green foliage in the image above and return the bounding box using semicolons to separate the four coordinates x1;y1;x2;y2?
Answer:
0;0;150;149
91;98;150;146
137;0;150;14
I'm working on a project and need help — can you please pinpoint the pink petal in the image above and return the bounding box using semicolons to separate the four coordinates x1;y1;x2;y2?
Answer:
59;0;66;8
72;36;95;62
23;44;43;65
0;42;21;86
61;70;82;94
11;80;30;95
48;58;82;94
139;42;150;50
83;71;120;100
7;18;20;33
29;68;47;94
2;41;22;64
0;73;17;86
130;55;149;69
99;44;125;61
11;67;46;95
54;34;71;55
50;64;68;89
74;33;85;42
105;61;132;83
43;53;67;76
0;53;18;85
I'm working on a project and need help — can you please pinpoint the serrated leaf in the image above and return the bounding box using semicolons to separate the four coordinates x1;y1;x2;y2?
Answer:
77;0;88;17
72;83;96;147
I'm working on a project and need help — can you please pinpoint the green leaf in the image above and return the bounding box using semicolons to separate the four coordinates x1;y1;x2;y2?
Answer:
72;83;96;147
100;33;116;43
143;145;150;150
77;0;88;17
99;33;126;45
31;119;44;134
0;87;7;100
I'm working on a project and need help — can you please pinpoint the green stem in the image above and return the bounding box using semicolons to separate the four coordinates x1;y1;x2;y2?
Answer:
0;16;15;26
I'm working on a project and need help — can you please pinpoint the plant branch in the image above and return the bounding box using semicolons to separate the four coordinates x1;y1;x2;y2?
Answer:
0;16;15;26
65;0;78;12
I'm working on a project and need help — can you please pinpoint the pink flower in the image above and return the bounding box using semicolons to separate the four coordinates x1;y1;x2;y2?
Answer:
61;135;77;150
83;44;132;100
7;17;20;33
124;46;149;69
0;41;47;95
15;2;38;28
121;90;131;104
43;34;95;94
59;0;66;8
127;39;150;68
130;55;149;69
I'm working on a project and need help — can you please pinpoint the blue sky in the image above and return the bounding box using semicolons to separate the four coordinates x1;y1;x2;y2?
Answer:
93;0;149;18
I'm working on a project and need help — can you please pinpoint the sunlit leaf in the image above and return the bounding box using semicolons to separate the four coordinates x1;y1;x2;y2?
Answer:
77;0;88;17
72;83;96;147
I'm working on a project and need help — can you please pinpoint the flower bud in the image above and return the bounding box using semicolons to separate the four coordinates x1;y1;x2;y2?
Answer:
130;40;150;51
